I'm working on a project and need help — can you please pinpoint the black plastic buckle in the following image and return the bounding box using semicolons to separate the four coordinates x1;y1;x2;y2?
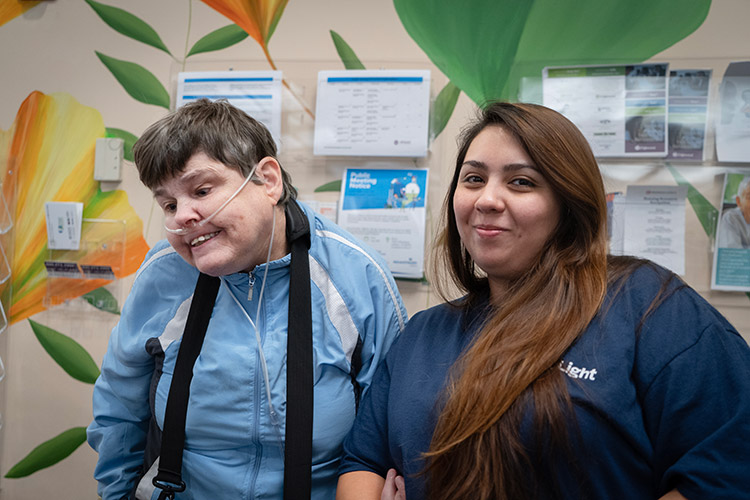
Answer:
153;477;186;500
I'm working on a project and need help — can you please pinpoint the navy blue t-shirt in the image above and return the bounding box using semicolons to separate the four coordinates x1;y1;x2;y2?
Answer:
339;265;750;499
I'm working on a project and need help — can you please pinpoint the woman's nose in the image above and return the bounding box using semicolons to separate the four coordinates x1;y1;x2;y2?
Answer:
475;185;506;213
172;200;202;228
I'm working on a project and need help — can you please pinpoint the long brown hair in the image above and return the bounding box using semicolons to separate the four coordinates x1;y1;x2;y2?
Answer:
427;102;609;499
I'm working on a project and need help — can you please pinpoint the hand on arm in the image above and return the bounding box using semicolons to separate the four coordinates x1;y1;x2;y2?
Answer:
380;469;406;500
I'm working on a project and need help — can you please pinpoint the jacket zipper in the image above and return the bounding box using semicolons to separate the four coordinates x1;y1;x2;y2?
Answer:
248;271;255;301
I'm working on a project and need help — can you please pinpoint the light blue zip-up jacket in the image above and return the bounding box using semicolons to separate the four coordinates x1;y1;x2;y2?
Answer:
87;202;407;499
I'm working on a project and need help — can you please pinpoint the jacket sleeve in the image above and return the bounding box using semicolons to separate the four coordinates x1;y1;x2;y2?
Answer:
353;255;407;398
87;276;159;499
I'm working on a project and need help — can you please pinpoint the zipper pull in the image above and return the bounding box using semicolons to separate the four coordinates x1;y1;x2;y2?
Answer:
248;272;255;301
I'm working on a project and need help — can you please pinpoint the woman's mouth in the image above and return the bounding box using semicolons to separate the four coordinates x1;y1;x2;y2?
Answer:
475;224;506;237
190;231;219;247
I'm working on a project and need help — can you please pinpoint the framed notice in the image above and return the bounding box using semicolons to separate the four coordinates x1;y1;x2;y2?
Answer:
177;70;283;149
314;70;430;157
543;63;669;157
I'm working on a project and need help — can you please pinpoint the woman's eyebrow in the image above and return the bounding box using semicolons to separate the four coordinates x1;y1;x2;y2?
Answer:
461;160;539;172
152;169;216;197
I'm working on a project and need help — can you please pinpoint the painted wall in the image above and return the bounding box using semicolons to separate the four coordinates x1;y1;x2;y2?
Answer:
0;0;747;498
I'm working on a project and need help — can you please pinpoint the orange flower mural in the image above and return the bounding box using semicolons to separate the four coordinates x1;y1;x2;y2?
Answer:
0;0;41;28
0;91;149;324
199;0;313;117
200;0;288;64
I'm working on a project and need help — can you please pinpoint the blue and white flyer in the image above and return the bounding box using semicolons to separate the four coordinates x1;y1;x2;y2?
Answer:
543;63;668;157
314;70;430;157
338;168;428;278
177;70;283;149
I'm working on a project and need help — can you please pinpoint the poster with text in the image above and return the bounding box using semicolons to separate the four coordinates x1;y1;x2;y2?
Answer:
622;185;687;276
712;171;750;291
338;168;428;278
666;69;711;161
543;63;668;157
177;70;283;149
314;70;430;157
716;61;750;162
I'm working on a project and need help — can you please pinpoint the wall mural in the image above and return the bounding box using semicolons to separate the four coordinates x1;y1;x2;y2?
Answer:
0;0;722;482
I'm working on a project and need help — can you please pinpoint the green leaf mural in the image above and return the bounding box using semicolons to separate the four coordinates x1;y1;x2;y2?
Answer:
82;287;121;315
84;0;171;56
5;427;88;478
667;165;719;239
96;51;170;109
393;0;712;105
188;24;249;57
315;180;342;193
431;81;461;139
330;30;366;70
29;320;101;384
105;127;138;162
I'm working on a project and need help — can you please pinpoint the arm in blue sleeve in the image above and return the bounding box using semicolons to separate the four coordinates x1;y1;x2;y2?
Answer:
87;294;157;499
355;262;407;398
642;322;750;499
340;354;395;478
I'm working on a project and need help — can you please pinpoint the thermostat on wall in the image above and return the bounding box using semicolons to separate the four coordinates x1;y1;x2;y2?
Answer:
94;137;124;182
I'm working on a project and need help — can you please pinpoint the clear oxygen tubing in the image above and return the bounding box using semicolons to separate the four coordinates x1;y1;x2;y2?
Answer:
165;163;259;236
220;208;285;455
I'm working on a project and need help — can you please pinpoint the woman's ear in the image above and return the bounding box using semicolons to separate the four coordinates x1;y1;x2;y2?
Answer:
255;157;284;204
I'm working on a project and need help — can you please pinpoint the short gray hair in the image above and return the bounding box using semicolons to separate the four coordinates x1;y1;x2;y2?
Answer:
133;99;297;206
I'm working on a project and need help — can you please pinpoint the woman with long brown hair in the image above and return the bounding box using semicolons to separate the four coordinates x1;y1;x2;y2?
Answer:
336;102;750;500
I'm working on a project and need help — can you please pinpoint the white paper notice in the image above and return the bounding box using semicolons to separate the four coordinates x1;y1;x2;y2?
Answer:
543;63;668;157
45;201;83;250
314;70;430;157
338;168;428;278
177;71;283;149
623;185;687;275
716;61;750;162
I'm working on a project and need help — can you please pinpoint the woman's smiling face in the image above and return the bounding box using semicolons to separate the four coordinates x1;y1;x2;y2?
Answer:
453;125;562;298
154;151;285;276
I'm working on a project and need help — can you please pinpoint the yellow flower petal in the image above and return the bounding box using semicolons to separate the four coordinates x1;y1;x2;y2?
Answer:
0;0;42;28
0;91;149;323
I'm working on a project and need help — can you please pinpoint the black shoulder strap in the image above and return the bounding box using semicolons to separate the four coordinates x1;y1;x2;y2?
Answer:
284;200;313;500
153;272;220;499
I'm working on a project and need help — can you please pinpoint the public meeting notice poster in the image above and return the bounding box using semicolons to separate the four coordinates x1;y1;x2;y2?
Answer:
338;168;428;278
543;63;669;157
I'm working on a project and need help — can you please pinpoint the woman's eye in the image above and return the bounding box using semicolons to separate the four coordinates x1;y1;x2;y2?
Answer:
196;187;210;197
462;174;484;184
511;178;535;188
163;202;177;213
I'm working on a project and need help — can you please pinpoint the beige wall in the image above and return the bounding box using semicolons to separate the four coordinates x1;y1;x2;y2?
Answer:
0;0;748;498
